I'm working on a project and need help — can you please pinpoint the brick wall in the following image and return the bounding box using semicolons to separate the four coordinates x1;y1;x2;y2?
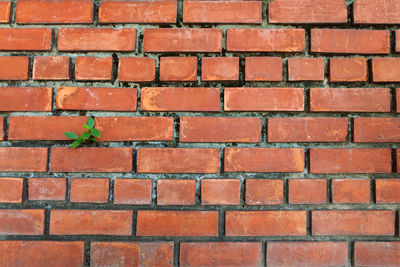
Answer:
0;0;400;266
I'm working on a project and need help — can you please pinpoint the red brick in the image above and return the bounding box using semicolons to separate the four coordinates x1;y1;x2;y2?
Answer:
160;57;197;82
16;0;92;23
118;57;155;82
51;147;133;173
33;56;70;80
397;30;400;52
310;88;391;112
332;179;370;204
224;148;304;172
312;210;394;235
70;178;109;203
137;210;218;236
114;179;152;205
96;117;173;141
354;118;400;142
58;28;136;51
75;56;112;81
268;117;348;142
29;178;66;201
330;57;367;82
137;148;219;173
157;179;196;205
372;57;400;82
288;58;324;81
0;209;44;235
56;87;137;111
310;148;391;174
0;241;84;266
376;179;400;203
227;28;305;52
50;210;132;235
0;147;48;172
180;242;262;267
183;1;261;24
201;179;240;205
245;179;283;205
143;28;222;52
267;242;348;267
202;57;239;81
0;87;52;111
141;87;220;111
354;0;400;24
289;179;327;204
0;178;23;203
311;29;390;54
269;0;346;23
225;87;304;111
0;56;29;80
355;242;400;266
0;117;3;140
0;2;10;22
91;242;174;267
0;28;52;50
8;116;88;140
180;117;261;143
226;211;307;236
99;0;176;23
245;57;282;81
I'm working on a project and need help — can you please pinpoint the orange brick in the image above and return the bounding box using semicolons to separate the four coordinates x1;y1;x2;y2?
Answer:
355;242;400;266
245;57;282;81
224;148;304;172
201;179;240;205
58;28;136;51
29;178;66;201
0;28;52;50
70;178;109;203
312;210;394;235
114;179;152;205
226;211;307;236
0;87;52;111
137;210;218;236
310;88;390;112
0;178;23;203
0;117;3;140
288;58;324;81
202;57;239;81
141;87;220;111
227;28;305;52
118;57;155;82
376;179;400;203
289;179;327;204
56;87;137;111
180;117;261;143
0;2;10;22
75;56;112;81
50;147;133;173
224;87;304;111
372;57;400;82
160;57;197;82
245;179;283;205
50;210;132;235
99;0;177;23
33;56;70;80
0;56;29;80
354;118;400;142
332;179;370;204
0;147;48;172
330;57;367;82
137;148;219;173
157;179;196;205
354;0;400;24
16;0;92;23
0;209;44;235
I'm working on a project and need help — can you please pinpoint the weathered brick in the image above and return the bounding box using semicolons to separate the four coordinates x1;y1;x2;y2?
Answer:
245;179;283;205
376;179;400;203
180;117;261;143
160;57;197;82
0;178;23;203
354;118;400;142
202;57;239;81
310;148;392;173
332;179;370;204
201;179;240;205
118;57;155;82
245;57;282;81
157;179;196;205
114;179;152;205
310;88;391;112
0;56;29;80
0;87;52;111
226;211;307;236
224;148;304;172
355;242;400;266
330;57;367;82
137;148;219;173
29;178;66;201
354;0;400;24
0;1;10;22
137;210;218;236
75;56;112;81
289;179;327;204
288;58;324;81
225;87;304;111
70;178;109;203
0;209;44;235
0;147;48;172
372;57;400;82
312;210;394;235
33;56;70;80
0;28;52;50
51;147;133;172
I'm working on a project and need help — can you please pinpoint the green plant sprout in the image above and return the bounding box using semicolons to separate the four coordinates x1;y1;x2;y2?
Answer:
64;117;101;148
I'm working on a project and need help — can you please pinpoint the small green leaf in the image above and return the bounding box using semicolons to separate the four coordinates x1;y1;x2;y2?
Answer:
71;140;81;148
64;132;78;139
80;131;91;140
90;128;101;138
83;124;90;130
87;118;95;129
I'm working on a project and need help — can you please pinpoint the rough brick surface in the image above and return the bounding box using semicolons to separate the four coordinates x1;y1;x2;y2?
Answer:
0;56;29;80
330;57;368;82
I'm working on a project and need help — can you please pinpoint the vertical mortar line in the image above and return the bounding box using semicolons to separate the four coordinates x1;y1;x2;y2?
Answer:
305;28;311;56
218;208;225;238
22;177;29;203
261;241;267;267
28;55;33;80
306;209;312;236
238;55;245;86
132;148;137;174
3;116;8;141
44;207;50;236
347;116;353;145
108;177;114;203
84;240;91;267
66;176;71;201
327;177;332;204
390;87;396;113
10;0;16;25
370;178;376;204
173;241;180;267
262;115;268;144
152;177;157;206
304;147;309;175
176;0;183;27
392;148;397;173
70;56;75;81
262;0;268;25
395;210;399;237
390;29;396;55
111;53;118;84
240;177;245;206
131;209;137;236
93;0;100;26
349;241;355;267
195;178;201;206
283;177;289;204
